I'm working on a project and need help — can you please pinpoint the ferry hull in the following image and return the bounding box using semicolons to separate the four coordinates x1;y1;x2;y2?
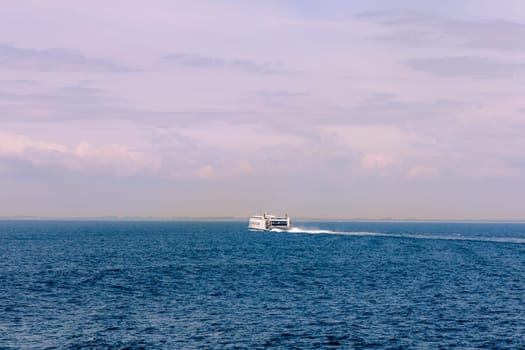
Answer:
248;213;292;231
248;217;269;230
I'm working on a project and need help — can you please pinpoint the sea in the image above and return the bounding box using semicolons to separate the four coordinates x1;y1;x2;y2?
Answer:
1;220;524;349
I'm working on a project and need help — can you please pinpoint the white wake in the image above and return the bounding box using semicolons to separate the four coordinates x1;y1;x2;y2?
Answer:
268;227;525;244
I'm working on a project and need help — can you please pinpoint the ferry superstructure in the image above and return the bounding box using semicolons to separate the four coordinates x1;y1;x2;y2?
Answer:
248;213;292;231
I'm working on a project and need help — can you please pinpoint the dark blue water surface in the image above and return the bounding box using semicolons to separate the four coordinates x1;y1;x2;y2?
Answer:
1;220;524;349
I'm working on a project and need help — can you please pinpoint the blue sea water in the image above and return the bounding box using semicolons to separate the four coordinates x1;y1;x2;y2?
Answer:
1;220;524;349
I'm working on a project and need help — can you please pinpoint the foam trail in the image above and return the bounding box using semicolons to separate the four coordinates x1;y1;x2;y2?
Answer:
280;227;525;244
283;227;389;236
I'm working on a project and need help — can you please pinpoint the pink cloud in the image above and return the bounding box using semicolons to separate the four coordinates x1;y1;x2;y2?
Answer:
0;132;160;176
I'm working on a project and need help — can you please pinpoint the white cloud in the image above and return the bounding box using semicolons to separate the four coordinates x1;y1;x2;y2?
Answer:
0;133;66;156
320;124;415;162
194;165;214;179
0;132;160;176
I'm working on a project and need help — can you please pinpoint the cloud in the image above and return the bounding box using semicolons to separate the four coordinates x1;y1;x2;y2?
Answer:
193;160;255;180
142;119;363;181
321;124;417;157
161;53;288;74
194;165;214;179
0;162;9;174
170;122;306;153
0;43;135;72
357;11;525;51
330;94;467;124
0;85;246;126
258;91;307;98
319;124;427;174
407;165;437;178
407;56;525;78
256;90;308;109
360;153;395;169
467;165;522;179
154;122;309;178
319;118;525;180
0;86;124;123
0;132;66;156
0;79;39;86
0;132;159;176
69;142;160;176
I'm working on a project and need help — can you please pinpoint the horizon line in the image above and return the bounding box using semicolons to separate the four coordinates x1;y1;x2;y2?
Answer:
1;216;525;223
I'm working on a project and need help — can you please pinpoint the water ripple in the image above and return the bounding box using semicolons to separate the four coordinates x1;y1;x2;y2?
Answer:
1;220;524;349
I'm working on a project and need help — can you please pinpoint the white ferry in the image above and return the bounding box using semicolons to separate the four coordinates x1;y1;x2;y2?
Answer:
248;213;292;231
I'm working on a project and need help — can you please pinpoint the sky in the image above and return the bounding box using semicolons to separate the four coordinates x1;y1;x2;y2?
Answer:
1;0;525;220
